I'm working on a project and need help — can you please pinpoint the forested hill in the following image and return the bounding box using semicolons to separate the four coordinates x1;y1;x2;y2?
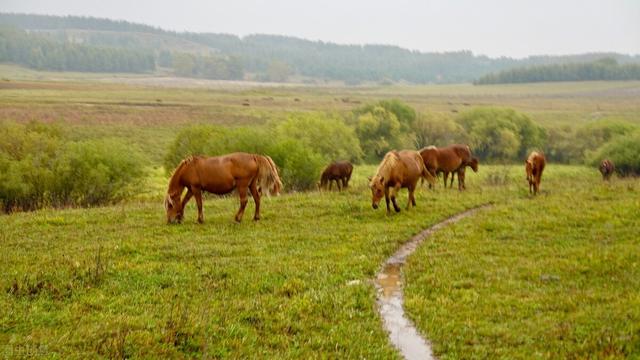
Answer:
1;13;639;83
475;58;640;84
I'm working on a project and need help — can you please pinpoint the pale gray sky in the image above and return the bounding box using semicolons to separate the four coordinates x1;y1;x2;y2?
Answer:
2;0;639;58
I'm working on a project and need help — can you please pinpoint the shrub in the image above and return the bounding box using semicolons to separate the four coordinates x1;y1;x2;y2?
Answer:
52;139;146;206
163;125;273;173
0;121;146;212
546;119;638;164
411;112;469;149
589;130;640;176
275;113;363;163
355;107;405;161
164;124;326;191
354;99;416;131
456;107;546;161
267;139;325;191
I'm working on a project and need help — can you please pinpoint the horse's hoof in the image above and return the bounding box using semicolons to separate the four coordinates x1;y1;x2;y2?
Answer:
197;219;204;224
253;217;260;221
394;208;401;213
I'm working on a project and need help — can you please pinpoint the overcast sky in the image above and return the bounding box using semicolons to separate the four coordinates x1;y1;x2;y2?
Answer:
2;0;639;58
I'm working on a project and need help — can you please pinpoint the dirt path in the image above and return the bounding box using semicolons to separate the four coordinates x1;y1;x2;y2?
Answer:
375;205;490;360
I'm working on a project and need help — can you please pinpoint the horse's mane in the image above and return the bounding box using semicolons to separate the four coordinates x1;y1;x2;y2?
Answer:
166;156;199;199
370;151;400;185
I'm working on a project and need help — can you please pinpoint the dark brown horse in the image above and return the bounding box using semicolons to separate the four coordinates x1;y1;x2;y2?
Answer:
369;150;433;213
599;159;615;181
525;151;546;195
318;161;353;191
165;153;282;223
419;144;479;190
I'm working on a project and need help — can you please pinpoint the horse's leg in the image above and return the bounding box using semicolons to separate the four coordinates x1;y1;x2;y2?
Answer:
391;184;401;213
406;185;416;210
329;180;333;191
443;171;448;188
235;181;249;222
181;188;193;209
449;171;455;188
384;187;391;214
250;180;261;221
193;188;204;223
337;178;342;191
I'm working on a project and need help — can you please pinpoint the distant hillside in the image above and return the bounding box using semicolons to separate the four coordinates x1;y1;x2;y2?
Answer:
1;13;639;83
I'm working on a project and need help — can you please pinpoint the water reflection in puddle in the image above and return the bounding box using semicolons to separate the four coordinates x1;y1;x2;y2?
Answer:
374;206;488;360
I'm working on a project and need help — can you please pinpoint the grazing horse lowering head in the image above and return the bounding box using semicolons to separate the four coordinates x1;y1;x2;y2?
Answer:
164;192;184;224
369;175;385;209
469;157;479;172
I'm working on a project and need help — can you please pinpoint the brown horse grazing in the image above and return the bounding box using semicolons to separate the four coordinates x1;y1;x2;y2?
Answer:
419;144;478;190
369;150;433;213
165;153;282;223
599;159;615;181
451;156;479;190
318;161;353;191
525;151;546;195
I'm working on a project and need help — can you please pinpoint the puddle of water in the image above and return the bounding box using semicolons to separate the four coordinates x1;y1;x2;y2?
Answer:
374;206;489;360
376;263;434;360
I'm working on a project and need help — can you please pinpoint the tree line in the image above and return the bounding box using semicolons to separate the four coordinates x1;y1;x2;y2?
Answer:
475;58;640;84
0;26;155;73
2;13;639;83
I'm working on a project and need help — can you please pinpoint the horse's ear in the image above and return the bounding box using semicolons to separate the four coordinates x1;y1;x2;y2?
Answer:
379;176;384;184
367;176;372;182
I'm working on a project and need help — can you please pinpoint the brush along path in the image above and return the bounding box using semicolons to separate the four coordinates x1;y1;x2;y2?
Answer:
375;205;490;360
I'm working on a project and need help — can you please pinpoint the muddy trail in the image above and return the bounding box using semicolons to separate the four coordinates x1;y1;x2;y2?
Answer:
375;205;490;360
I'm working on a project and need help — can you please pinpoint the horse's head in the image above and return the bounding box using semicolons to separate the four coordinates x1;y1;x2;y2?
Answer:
164;193;184;224
470;157;479;172
369;175;385;209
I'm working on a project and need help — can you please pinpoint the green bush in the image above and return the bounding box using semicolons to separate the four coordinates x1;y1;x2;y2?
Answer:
52;139;146;206
354;99;416;131
163;125;273;173
589;130;640;176
164;124;327;191
275;113;363;163
355;106;407;161
0;121;146;212
411;112;469;149
267;139;325;191
456;107;546;161
547;119;638;164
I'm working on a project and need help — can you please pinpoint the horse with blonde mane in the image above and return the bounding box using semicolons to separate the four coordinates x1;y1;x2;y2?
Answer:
165;152;282;223
369;150;434;213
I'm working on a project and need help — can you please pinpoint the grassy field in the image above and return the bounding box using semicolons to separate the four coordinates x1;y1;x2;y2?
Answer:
404;168;640;359
2;164;638;358
2;165;499;358
1;67;639;358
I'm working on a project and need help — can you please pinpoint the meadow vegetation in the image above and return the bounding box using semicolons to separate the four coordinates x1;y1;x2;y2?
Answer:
404;168;640;358
0;71;639;357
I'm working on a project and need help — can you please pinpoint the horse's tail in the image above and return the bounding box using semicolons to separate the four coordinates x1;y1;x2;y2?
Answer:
255;155;282;195
415;151;435;186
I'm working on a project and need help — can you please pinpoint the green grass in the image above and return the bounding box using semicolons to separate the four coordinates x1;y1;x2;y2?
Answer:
1;165;501;358
1;70;640;357
404;167;640;359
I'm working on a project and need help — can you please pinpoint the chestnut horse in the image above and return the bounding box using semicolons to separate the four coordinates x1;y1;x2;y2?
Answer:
165;153;282;223
318;161;353;191
599;159;615;181
525;151;546;195
419;144;479;190
369;150;433;213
